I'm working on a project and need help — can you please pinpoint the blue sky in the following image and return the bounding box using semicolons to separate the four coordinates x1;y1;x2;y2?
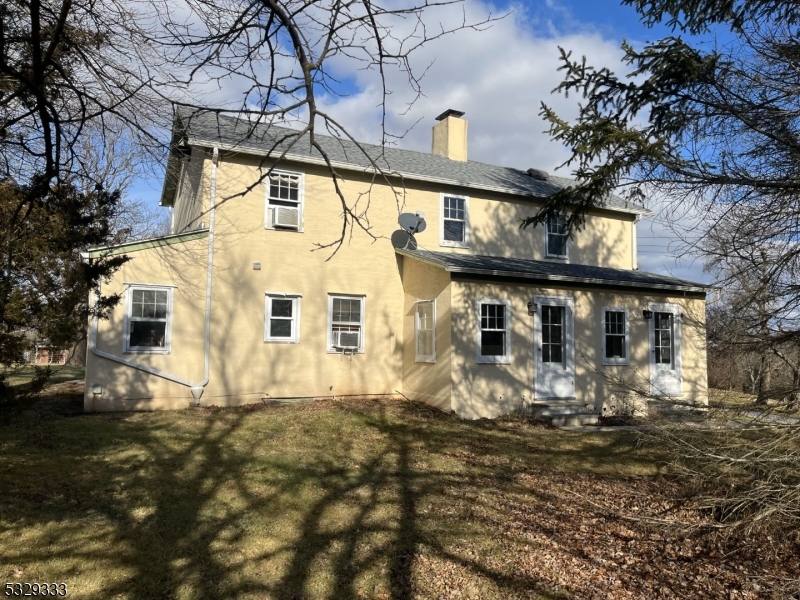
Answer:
132;0;716;284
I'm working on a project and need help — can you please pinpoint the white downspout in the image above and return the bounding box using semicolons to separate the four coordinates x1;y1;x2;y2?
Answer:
632;214;641;270
190;146;218;402
89;146;219;404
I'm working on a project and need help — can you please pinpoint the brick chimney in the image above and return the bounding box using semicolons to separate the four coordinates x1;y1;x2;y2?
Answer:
431;109;467;162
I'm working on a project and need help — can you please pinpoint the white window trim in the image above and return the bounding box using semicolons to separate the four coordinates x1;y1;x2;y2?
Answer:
439;193;469;248
415;299;436;363
123;285;174;354
601;307;630;366
545;213;569;260
476;298;511;364
264;293;302;344
327;294;366;353
264;169;305;232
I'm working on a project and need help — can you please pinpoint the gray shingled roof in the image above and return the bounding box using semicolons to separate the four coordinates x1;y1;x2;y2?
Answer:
174;107;648;215
396;248;708;293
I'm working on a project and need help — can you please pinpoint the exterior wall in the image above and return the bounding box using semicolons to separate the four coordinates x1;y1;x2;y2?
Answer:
449;279;708;419
400;258;452;411
90;154;409;410
172;148;207;234
85;146;684;413
379;179;635;268
85;237;209;411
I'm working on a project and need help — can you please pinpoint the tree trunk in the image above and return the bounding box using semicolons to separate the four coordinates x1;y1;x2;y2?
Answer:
756;353;771;405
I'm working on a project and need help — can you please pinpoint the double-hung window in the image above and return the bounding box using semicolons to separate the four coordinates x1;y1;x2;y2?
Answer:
415;300;436;362
328;295;365;352
476;299;511;363
602;308;629;365
545;213;568;258
440;194;469;247
265;170;304;231
265;294;301;343
125;285;173;353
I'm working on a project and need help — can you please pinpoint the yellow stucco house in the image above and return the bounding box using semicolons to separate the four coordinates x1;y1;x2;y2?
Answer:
83;108;708;422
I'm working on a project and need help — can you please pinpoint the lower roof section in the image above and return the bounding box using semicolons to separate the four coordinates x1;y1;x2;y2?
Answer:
81;229;209;259
396;248;709;295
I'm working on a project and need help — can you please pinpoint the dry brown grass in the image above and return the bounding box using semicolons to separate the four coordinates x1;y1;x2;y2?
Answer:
0;390;797;599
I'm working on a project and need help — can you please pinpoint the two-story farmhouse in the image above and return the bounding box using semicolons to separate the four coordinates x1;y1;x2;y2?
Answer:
84;107;708;420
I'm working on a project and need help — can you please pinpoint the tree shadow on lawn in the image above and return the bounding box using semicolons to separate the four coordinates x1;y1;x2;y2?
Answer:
0;398;680;600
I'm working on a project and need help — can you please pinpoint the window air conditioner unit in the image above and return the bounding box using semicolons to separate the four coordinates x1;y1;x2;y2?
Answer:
333;331;360;349
272;206;300;228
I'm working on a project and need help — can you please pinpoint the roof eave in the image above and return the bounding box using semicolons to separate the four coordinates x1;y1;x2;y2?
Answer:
159;113;190;207
446;266;708;293
84;229;209;259
394;248;707;293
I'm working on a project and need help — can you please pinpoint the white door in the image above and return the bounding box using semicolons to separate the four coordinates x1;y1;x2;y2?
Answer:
648;303;683;396
534;295;575;399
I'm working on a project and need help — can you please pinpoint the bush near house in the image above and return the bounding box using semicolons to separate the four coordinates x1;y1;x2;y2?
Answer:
0;388;797;599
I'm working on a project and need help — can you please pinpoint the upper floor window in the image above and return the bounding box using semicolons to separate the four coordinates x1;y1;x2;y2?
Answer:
125;285;173;354
476;299;511;364
265;170;304;231
440;194;469;247
328;295;365;353
415;300;436;362
602;308;629;365
546;213;568;258
265;293;301;343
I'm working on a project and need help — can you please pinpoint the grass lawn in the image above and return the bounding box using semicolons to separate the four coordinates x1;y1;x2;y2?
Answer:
1;364;85;387
0;387;796;599
709;388;800;419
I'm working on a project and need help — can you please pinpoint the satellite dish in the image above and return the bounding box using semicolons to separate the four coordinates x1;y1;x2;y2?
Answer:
391;230;417;250
398;212;427;234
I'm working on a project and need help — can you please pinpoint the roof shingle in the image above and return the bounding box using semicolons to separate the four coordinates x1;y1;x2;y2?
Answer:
396;247;708;293
175;107;648;215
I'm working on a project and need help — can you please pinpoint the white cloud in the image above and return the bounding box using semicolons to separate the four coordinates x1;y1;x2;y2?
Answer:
316;0;625;174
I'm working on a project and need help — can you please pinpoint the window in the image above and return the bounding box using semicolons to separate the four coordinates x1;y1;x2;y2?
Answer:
440;194;469;247
541;305;564;364
602;308;629;365
125;286;173;353
265;294;301;343
328;295;365;352
265;170;304;231
415;300;436;362
476;299;511;363
546;213;568;258
654;312;674;367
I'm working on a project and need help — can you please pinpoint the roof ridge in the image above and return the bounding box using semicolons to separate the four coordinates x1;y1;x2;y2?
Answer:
182;108;550;176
